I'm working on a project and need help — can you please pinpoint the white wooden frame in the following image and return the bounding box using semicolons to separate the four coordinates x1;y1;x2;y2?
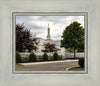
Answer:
0;0;100;86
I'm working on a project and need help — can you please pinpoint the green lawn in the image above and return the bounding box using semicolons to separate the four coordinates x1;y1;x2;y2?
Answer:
16;63;22;66
68;67;84;71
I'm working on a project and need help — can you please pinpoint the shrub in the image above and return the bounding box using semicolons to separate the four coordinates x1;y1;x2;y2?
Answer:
29;52;37;62
53;52;59;60
16;51;22;63
58;55;62;60
66;57;80;60
43;53;48;61
23;56;29;63
50;56;53;60
38;56;43;61
78;57;84;68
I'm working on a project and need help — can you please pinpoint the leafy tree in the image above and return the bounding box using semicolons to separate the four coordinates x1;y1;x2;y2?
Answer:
41;43;59;60
16;51;22;63
16;24;38;52
43;53;48;61
77;40;84;52
61;21;84;58
41;43;59;53
29;52;37;62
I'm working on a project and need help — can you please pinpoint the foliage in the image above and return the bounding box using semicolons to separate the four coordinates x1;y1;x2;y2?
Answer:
58;55;62;60
65;57;80;60
68;67;84;71
23;56;29;63
77;40;84;52
43;53;49;61
16;51;22;63
50;56;53;60
29;52;37;62
38;56;43;61
61;21;84;58
53;52;59;60
41;43;59;53
78;57;84;68
16;24;38;52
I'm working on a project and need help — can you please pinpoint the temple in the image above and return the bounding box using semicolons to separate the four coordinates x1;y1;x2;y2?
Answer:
34;24;66;58
20;24;84;59
47;24;51;39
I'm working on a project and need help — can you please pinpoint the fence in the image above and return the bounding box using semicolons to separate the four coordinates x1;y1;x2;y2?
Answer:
65;52;84;58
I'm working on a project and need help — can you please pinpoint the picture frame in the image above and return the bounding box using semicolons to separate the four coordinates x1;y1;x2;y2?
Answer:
0;0;100;86
13;12;88;74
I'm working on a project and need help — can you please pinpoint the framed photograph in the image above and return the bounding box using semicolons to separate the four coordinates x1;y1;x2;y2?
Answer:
13;12;88;74
0;0;100;86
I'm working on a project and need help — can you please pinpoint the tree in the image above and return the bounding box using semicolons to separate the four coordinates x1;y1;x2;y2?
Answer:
29;52;37;62
41;43;59;60
43;53;49;61
53;52;59;60
77;40;84;52
16;24;38;52
61;21;84;58
42;43;59;52
16;51;22;63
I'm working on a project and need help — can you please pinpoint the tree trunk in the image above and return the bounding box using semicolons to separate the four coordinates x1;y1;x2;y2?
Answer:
74;48;76;58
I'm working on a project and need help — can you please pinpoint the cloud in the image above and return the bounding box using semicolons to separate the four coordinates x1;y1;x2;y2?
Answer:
16;16;84;40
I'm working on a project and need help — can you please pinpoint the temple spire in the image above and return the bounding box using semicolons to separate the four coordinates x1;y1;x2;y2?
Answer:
47;23;50;39
48;23;49;27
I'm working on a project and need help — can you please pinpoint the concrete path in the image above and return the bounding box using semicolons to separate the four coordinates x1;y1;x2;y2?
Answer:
16;60;79;71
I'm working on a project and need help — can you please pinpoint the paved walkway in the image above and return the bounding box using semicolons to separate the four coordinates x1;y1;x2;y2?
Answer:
16;60;79;71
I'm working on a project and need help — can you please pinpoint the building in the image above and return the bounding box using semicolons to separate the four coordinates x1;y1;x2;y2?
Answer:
34;24;65;59
20;24;84;59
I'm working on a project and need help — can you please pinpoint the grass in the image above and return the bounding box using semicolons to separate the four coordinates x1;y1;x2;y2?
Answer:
16;63;22;66
68;67;84;71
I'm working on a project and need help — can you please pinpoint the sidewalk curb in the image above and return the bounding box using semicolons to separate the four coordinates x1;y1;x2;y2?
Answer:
20;60;78;66
66;67;73;71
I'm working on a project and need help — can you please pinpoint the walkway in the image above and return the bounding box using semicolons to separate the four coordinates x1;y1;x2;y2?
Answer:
16;60;79;71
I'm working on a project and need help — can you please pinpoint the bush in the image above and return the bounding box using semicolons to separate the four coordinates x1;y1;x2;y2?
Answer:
23;56;29;63
50;56;53;60
53;52;59;60
16;51;22;63
43;53;48;61
78;57;84;68
58;55;62;60
66;57;80;60
29;52;37;62
38;56;43;61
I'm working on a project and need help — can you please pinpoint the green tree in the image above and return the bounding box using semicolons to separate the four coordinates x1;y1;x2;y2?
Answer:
77;40;84;52
53;52;59;60
61;21;84;58
43;53;49;61
29;52;37;62
16;51;22;63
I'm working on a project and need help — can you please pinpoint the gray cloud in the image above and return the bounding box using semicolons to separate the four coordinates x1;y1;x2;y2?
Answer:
16;16;84;40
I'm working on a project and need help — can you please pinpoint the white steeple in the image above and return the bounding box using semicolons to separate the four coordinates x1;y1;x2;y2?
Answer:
47;23;51;39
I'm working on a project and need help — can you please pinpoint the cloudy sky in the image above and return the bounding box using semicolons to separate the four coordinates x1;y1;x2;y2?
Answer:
16;16;84;40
